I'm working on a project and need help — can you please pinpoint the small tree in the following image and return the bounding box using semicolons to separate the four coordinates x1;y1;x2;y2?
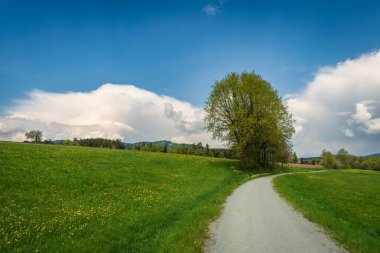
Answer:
320;150;337;169
204;144;210;156
25;130;43;143
292;152;299;163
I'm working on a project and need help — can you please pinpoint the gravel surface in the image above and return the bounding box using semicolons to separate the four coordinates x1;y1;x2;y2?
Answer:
204;173;348;253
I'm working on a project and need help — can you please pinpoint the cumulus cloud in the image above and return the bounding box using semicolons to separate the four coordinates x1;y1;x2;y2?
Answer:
352;103;372;123
0;84;222;147
289;50;380;156
350;102;380;134
164;103;204;134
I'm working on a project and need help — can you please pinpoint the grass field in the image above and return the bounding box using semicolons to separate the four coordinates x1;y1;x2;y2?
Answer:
273;169;380;253
0;142;250;253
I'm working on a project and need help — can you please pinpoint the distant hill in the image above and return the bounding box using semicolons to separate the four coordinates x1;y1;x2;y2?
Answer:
366;153;380;157
124;140;197;149
302;156;320;161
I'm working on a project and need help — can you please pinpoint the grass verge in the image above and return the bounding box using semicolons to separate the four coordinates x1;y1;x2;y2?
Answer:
273;169;380;253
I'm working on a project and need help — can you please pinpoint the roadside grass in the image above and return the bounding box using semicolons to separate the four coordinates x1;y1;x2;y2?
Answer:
0;142;249;253
271;166;324;174
273;169;380;253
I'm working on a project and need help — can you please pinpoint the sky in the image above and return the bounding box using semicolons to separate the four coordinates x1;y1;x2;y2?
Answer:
1;0;380;156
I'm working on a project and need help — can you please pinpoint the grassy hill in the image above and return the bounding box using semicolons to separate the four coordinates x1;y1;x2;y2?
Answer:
0;142;247;252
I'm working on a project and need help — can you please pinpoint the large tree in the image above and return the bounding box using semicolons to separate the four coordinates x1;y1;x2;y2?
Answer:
204;72;294;170
25;130;43;143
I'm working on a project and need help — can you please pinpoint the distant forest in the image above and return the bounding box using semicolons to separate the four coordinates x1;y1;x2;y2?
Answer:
33;138;235;159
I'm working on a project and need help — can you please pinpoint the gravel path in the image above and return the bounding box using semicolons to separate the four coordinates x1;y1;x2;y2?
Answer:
204;173;348;253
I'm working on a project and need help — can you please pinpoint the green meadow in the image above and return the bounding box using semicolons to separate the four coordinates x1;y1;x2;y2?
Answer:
274;169;380;253
3;141;376;253
0;142;248;253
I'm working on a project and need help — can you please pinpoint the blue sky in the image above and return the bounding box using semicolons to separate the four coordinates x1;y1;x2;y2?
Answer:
1;0;380;155
1;0;379;107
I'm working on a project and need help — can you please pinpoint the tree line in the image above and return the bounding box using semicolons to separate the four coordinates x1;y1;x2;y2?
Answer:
291;148;380;171
24;130;126;149
63;138;126;149
127;141;235;159
319;148;380;171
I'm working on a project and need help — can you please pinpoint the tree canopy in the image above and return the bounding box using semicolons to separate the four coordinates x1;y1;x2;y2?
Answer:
336;148;351;169
204;72;294;170
25;130;43;143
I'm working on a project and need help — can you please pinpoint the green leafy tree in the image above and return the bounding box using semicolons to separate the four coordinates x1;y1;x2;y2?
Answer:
25;130;43;143
64;139;74;146
320;150;337;169
292;151;299;163
276;141;292;166
204;72;295;170
336;148;351;169
204;144;210;156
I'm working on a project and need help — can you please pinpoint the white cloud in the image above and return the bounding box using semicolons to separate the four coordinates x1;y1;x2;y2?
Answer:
289;50;380;156
283;93;298;100
11;132;27;142
343;128;354;138
350;102;380;134
171;135;192;144
335;111;351;116
0;84;222;147
352;103;372;123
203;3;218;15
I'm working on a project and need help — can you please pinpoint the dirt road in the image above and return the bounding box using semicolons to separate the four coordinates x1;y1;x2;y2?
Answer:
204;173;348;253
